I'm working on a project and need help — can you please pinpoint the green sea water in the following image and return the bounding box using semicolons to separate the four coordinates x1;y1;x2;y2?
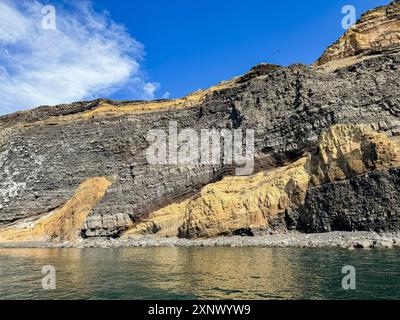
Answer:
0;247;399;300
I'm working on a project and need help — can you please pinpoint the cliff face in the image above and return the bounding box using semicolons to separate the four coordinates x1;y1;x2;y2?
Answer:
0;177;112;243
297;167;400;233
315;0;400;70
121;125;400;238
0;1;400;242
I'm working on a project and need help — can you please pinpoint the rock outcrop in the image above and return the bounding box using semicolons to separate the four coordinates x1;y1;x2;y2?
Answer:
0;177;112;243
122;125;400;238
297;167;400;233
315;0;400;70
0;1;400;242
308;124;400;185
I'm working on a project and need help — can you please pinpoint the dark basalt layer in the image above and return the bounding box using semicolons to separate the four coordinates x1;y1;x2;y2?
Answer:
296;167;400;233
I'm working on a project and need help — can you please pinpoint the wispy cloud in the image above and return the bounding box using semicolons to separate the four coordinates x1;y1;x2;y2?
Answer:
0;0;158;115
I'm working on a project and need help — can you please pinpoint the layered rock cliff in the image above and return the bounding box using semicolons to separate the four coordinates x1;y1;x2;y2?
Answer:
0;1;400;242
122;125;400;238
315;0;400;70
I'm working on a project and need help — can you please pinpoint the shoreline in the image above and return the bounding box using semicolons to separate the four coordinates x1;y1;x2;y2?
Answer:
1;231;400;249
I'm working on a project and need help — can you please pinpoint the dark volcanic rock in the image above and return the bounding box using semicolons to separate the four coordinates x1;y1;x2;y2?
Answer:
297;167;400;233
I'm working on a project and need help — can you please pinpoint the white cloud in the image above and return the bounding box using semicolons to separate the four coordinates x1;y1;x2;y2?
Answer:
0;0;158;115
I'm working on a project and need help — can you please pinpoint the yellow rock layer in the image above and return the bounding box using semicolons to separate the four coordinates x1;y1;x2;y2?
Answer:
310;124;400;184
123;124;400;238
180;157;310;238
124;158;310;238
21;81;235;128
125;200;190;237
0;177;111;243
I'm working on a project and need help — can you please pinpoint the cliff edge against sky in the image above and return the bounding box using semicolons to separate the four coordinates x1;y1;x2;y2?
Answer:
0;1;400;243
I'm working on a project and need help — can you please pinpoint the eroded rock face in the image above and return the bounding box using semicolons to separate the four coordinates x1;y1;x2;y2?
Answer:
123;157;310;238
315;0;400;69
0;2;400;240
122;125;400;238
297;167;400;233
309;124;400;185
0;177;112;243
1;51;399;238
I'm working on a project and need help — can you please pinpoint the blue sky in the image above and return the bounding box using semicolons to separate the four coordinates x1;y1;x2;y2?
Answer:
95;0;390;99
0;0;392;114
